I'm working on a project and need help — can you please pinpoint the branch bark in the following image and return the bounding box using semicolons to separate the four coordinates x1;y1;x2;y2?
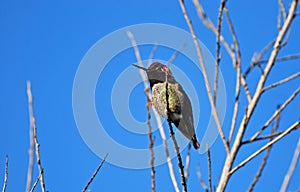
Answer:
26;81;35;192
82;153;108;192
206;144;212;192
213;0;226;105
1;155;8;192
230;120;300;175
27;81;46;192
247;116;279;192
280;137;300;192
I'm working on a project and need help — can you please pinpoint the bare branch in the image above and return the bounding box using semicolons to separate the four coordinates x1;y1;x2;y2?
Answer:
26;81;35;192
82;153;108;192
180;0;230;154
148;44;158;67
230;120;300;175
278;0;287;31
127;31;180;192
165;73;187;192
29;175;40;192
263;72;300;92
166;43;186;67
225;6;243;143
206;144;212;192
127;31;148;89
146;88;156;192
185;144;191;181
281;28;291;48
192;0;252;102
245;41;275;78
158;112;180;192
217;1;299;190
224;7;241;68
247;117;279;192
27;81;46;192
228;82;240;143
242;131;284;145
246;137;272;192
196;164;208;192
280;137;300;192
213;0;227;105
250;87;300;142
167;120;187;192
1;155;8;192
256;54;300;65
155;109;180;192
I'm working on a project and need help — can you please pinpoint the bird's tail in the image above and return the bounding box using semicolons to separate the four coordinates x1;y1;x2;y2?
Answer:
192;135;200;149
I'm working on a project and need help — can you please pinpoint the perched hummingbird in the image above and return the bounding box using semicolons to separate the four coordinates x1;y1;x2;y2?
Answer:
133;62;200;149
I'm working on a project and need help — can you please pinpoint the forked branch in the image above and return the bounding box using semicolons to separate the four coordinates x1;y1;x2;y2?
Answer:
179;0;230;154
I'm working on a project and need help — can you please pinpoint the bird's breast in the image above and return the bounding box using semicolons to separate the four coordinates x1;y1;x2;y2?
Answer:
151;82;182;118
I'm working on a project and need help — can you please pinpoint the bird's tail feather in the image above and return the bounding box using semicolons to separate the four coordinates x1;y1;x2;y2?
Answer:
192;135;200;149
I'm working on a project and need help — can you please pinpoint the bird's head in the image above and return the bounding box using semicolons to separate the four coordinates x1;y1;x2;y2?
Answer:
132;62;176;88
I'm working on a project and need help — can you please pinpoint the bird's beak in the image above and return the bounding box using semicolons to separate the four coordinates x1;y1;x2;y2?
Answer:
132;64;147;71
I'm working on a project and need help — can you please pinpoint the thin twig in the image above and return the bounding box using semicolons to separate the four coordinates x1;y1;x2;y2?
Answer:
26;81;35;192
247;115;279;192
250;87;300;142
192;0;252;102
255;54;300;65
225;6;243;143
278;0;287;31
280;28;291;48
280;137;300;192
165;74;187;192
127;31;180;192
148;44;158;67
27;81;46;192
217;1;299;190
166;43;186;67
127;31;148;89
206;144;212;192
168;120;187;192
228;84;240;141
228;70;240;143
246;135;273;192
159;114;180;192
242;130;284;145
1;155;8;192
196;164;208;192
230;120;300;175
245;41;275;78
213;0;227;105
263;71;300;92
146;88;156;192
185;144;191;181
180;0;230;154
82;153;108;192
29;174;40;192
224;7;241;69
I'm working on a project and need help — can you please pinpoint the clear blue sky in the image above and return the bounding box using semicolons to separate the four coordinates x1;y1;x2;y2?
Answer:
0;0;299;191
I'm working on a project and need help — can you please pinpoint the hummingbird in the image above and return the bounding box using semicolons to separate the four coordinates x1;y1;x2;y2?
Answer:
133;62;200;149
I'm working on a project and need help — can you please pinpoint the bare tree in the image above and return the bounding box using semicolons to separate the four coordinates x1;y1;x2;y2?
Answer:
2;1;299;192
177;0;300;191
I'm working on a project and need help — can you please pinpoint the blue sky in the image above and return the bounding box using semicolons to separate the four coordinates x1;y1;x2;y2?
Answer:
0;0;299;191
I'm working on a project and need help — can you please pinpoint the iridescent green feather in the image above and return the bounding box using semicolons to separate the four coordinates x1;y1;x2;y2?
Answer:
157;83;181;113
